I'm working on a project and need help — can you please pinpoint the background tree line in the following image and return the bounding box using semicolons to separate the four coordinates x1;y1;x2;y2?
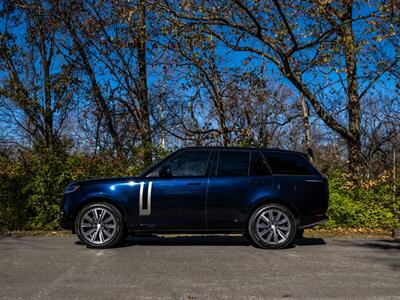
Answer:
0;0;399;231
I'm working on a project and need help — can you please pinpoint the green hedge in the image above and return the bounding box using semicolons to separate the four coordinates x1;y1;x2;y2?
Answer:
324;171;399;229
0;150;141;230
0;152;399;231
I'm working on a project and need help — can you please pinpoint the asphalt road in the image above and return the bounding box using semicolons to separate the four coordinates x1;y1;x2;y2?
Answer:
0;235;399;300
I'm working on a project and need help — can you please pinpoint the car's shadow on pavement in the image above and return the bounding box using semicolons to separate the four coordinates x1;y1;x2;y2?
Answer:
75;235;326;248
335;239;400;250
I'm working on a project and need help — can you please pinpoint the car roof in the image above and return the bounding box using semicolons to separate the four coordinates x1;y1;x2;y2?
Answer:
180;146;306;156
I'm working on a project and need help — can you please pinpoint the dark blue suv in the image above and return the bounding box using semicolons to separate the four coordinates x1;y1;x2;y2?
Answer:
61;147;328;249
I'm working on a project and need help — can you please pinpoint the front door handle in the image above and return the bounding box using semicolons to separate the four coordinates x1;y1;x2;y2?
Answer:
187;182;201;186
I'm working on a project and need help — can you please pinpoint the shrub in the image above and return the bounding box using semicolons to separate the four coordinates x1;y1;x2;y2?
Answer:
324;171;399;229
0;149;144;230
0;158;29;230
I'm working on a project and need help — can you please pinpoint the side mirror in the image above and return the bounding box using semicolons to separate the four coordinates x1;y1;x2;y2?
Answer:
159;165;172;178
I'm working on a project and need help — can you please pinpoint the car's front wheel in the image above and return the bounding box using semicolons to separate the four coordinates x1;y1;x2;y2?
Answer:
248;204;296;249
75;202;124;248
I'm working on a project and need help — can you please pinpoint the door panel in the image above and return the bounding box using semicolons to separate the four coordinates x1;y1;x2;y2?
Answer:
206;150;249;229
206;176;274;229
206;176;248;229
140;150;211;230
139;178;207;229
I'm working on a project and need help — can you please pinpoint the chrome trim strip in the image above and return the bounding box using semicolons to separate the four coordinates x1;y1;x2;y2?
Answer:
299;218;328;229
139;182;145;215
139;181;152;216
305;179;323;183
145;182;152;216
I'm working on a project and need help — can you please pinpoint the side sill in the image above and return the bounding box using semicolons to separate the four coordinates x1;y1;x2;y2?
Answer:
127;229;244;234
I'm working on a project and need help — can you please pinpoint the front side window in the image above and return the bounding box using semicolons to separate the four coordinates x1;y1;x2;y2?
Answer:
262;152;318;176
216;151;250;177
166;150;210;177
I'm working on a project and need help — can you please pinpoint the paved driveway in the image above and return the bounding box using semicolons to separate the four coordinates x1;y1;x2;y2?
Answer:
0;235;399;299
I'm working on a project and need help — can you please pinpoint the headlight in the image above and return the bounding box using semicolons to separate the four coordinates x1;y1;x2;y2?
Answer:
65;185;80;194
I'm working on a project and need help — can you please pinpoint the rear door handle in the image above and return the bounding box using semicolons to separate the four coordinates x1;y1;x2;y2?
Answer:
187;182;201;186
250;181;264;185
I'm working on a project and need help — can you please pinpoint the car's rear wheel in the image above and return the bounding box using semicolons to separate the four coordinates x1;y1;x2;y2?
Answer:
75;203;124;248
248;203;296;249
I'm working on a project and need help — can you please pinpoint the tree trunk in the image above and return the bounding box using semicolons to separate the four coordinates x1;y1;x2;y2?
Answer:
38;16;55;151
300;95;314;162
342;1;362;182
137;0;153;166
211;74;230;146
215;93;230;146
42;45;54;151
65;21;124;158
207;44;230;146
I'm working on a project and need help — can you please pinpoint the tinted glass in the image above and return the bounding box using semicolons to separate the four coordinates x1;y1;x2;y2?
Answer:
217;151;250;177
168;151;210;177
262;152;318;175
249;151;270;176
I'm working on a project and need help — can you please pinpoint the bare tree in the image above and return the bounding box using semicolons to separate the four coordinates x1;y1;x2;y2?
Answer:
55;0;156;164
156;0;399;182
0;1;77;152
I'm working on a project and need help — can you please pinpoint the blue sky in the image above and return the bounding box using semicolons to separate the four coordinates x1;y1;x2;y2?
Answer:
0;1;399;151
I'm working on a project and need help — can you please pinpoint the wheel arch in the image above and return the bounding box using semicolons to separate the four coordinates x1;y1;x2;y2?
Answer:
245;198;299;230
72;197;127;234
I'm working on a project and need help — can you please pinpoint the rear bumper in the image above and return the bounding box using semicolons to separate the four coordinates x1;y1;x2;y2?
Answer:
299;216;328;229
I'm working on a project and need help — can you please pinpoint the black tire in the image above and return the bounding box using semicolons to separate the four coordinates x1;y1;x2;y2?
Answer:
248;203;296;249
122;226;130;240
75;202;124;249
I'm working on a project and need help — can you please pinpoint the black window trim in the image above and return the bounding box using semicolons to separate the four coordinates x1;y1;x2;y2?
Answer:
206;150;218;177
260;151;322;177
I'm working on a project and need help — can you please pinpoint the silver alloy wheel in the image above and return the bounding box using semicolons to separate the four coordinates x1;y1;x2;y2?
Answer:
256;209;291;246
80;207;117;245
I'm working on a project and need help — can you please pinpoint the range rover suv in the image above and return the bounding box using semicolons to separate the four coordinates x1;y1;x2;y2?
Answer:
61;147;328;249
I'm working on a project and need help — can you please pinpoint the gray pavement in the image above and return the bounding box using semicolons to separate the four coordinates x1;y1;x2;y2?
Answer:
0;235;399;299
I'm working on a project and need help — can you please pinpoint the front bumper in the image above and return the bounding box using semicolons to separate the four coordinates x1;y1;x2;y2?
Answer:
60;210;73;230
60;189;78;231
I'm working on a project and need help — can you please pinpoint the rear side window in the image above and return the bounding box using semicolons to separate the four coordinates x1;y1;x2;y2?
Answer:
249;151;271;176
262;152;318;176
217;151;250;177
